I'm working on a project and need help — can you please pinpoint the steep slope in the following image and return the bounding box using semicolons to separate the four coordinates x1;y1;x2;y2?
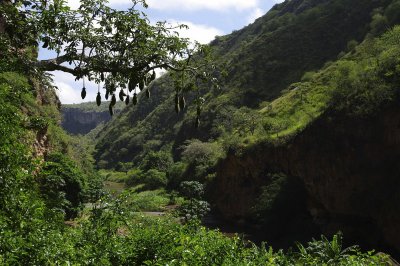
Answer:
92;0;400;256
94;0;389;166
209;23;400;254
61;102;124;135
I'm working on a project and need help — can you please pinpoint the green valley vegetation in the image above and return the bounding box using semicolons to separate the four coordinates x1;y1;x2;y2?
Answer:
0;72;389;263
1;0;400;264
93;0;400;188
92;0;400;261
94;0;399;166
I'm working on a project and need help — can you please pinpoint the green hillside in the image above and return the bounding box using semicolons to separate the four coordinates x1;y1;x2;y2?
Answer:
94;0;396;167
90;0;400;256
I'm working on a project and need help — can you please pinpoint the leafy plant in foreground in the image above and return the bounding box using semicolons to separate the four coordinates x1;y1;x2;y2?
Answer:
177;181;210;222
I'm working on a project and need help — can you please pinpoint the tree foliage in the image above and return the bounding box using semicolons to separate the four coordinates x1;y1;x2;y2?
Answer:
39;152;88;219
0;0;219;113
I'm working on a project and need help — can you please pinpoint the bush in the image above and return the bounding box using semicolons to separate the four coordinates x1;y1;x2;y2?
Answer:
166;162;187;189
125;168;167;190
180;139;223;180
125;168;145;187
140;150;173;172
39;152;88;219
143;169;168;190
177;181;210;222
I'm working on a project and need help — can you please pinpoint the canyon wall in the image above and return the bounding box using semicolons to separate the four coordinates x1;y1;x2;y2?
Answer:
211;104;400;255
61;107;111;135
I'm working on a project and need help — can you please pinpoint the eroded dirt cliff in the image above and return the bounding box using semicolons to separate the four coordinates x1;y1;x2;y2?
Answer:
211;103;400;255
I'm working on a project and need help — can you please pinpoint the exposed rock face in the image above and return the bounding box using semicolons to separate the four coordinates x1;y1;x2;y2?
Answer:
30;81;59;159
211;104;400;255
32;128;49;158
61;107;111;135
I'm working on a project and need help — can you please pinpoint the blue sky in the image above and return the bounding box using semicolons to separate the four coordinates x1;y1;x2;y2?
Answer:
39;0;283;104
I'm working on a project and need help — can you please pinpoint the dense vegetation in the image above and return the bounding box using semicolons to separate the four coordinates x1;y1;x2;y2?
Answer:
93;0;400;181
0;72;389;263
89;0;400;259
2;0;400;264
94;0;399;167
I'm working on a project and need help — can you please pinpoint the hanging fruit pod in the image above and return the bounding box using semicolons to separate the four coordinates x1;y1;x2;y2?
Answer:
139;80;144;91
179;95;186;110
132;93;138;105
42;37;49;48
175;103;180;114
125;94;130;105
96;92;101;106
119;89;126;101
151;70;156;81
109;104;114;116
81;87;86;99
146;88;150;98
128;78;136;92
111;94;116;106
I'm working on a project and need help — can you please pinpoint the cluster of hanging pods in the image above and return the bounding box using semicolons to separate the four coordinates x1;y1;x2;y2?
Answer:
79;70;201;127
80;70;157;116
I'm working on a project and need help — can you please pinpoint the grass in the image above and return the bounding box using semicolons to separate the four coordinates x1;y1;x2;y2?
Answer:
99;169;130;183
99;169;184;212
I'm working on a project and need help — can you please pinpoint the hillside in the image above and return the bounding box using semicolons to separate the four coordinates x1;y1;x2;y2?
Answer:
94;0;391;167
61;101;124;135
92;0;400;256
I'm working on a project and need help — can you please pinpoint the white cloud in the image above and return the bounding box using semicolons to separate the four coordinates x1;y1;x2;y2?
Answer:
170;21;223;44
52;71;99;104
66;0;80;10
247;8;264;23
67;0;284;12
147;0;259;11
55;81;82;104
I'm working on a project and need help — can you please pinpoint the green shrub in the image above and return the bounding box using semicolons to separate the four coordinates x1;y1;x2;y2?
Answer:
143;169;168;190
295;233;389;265
140;150;173;172
125;168;167;190
177;181;210;222
166;161;187;189
39;152;88;219
181;139;223;181
125;168;145;187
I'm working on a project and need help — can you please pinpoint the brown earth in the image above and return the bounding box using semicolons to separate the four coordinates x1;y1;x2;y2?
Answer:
210;104;400;256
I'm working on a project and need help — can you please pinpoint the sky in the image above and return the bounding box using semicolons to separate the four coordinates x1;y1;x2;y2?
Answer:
38;0;284;104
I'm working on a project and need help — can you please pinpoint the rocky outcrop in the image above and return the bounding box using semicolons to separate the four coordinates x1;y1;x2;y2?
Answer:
211;104;400;255
61;107;111;135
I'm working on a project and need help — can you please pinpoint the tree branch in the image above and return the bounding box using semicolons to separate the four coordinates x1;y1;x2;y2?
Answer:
35;55;78;75
36;54;201;78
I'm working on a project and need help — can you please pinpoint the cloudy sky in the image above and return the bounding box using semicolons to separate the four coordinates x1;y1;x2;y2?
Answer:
39;0;284;104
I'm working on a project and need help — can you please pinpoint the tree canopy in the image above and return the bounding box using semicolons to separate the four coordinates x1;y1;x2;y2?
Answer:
0;0;218;115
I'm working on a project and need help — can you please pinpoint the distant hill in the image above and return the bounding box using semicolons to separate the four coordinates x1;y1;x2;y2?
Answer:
61;101;124;135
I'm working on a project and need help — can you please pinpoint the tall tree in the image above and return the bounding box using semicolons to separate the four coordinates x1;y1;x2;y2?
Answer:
0;0;218;111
